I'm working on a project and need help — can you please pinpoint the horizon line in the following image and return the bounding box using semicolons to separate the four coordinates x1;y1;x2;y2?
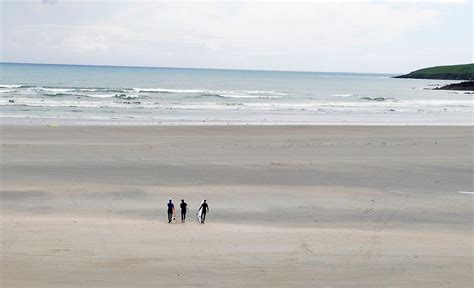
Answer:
0;61;398;75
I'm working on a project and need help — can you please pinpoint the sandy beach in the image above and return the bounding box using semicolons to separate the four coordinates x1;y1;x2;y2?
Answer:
0;125;472;287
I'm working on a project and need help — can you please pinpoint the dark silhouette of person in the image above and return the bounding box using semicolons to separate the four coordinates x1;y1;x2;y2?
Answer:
180;199;188;223
167;199;174;223
199;199;209;223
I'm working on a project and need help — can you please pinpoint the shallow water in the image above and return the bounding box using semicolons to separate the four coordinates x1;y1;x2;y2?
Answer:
1;63;472;125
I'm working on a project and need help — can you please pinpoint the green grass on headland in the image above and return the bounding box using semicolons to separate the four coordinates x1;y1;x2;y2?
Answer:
394;64;473;80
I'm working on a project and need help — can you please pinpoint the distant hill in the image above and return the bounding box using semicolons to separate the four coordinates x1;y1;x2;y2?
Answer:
394;64;473;80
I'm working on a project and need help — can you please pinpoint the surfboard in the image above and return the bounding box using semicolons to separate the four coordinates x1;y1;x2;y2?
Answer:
172;206;177;223
196;199;204;223
169;197;177;223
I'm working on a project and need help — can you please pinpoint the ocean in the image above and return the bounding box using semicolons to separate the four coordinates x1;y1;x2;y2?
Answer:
0;62;472;125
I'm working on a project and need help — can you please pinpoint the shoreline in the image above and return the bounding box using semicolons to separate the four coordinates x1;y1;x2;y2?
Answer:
2;117;473;126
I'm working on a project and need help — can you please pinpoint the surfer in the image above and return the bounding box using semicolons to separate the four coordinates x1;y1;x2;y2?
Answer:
199;200;209;223
180;199;188;223
167;199;174;223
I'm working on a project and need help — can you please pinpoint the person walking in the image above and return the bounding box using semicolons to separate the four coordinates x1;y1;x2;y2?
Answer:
167;199;174;223
180;199;188;223
199;199;209;223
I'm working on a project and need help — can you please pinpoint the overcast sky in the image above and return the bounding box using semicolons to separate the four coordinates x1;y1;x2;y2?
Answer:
0;0;472;73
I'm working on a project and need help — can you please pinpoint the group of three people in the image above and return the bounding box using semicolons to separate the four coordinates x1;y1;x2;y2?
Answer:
167;199;209;224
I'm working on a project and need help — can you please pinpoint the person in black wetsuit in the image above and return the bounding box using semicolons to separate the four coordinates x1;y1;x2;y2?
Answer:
167;199;174;223
199;200;209;223
180;199;188;223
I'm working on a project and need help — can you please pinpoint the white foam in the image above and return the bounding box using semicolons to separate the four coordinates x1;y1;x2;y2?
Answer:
0;84;21;88
458;191;474;195
85;94;118;98
3;97;474;114
217;94;283;99
41;88;73;93
403;100;474;106
75;88;103;92
240;90;288;96
332;94;354;97
133;88;205;93
132;87;287;97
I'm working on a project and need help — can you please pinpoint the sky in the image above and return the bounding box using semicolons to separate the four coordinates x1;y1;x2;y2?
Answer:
0;0;472;73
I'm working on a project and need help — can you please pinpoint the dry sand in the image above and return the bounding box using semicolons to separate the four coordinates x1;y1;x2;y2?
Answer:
1;125;472;287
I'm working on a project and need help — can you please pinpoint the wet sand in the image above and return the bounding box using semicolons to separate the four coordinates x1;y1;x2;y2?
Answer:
1;125;472;287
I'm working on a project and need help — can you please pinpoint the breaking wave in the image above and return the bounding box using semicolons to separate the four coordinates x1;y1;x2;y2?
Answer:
199;93;283;99
1;85;287;100
332;93;354;98
360;97;394;101
132;88;205;94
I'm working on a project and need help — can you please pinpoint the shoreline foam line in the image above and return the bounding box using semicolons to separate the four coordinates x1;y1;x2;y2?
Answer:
458;191;474;195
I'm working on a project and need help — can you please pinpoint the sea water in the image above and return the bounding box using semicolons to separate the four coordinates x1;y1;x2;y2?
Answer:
0;63;472;125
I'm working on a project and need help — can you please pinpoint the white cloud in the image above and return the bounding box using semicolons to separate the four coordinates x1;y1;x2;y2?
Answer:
1;1;471;72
